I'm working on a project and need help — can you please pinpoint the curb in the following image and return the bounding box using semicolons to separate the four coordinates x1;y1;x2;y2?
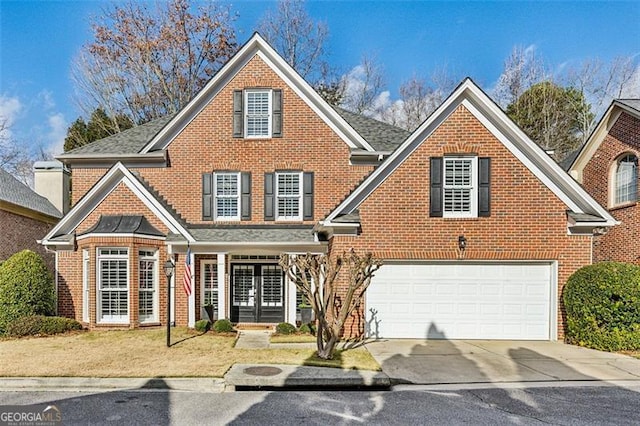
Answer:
0;377;226;393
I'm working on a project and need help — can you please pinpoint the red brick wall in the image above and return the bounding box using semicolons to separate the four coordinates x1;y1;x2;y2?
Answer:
70;56;374;225
581;111;640;263
330;105;592;338
0;209;55;273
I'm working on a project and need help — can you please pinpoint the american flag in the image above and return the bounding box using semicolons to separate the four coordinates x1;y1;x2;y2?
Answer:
183;247;192;296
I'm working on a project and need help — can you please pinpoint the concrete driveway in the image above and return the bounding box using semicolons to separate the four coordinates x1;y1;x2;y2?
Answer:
365;340;640;385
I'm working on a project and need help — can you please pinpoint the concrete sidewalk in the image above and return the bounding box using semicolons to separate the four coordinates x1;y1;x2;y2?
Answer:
0;377;226;393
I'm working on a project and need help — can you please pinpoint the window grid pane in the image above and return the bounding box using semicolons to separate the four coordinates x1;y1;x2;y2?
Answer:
203;263;218;308
215;173;239;219
261;265;283;307
233;266;254;306
615;155;637;204
138;257;155;322
246;91;270;137
276;173;301;219
443;158;474;215
98;249;128;321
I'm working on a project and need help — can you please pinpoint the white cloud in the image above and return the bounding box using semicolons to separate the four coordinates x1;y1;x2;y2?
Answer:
38;90;56;110
0;95;24;140
45;112;67;155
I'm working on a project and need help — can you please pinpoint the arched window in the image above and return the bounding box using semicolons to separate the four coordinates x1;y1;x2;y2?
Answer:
614;154;638;205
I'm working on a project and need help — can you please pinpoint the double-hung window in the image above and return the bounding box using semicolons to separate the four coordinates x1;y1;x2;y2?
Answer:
443;156;478;218
97;248;129;323
245;89;272;138
138;250;158;323
201;261;218;311
215;172;240;220
276;172;302;220
614;154;638;206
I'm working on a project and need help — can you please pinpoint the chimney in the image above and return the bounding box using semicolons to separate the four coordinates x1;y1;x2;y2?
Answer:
33;160;70;215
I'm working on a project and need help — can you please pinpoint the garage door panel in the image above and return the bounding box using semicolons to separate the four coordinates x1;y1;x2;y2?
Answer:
366;263;552;340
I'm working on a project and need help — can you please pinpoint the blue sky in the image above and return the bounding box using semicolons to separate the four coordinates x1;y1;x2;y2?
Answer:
1;1;639;157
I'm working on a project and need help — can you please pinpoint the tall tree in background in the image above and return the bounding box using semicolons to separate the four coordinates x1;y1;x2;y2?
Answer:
507;81;593;161
64;108;134;152
564;56;640;142
493;45;546;109
340;54;387;115
72;0;237;125
0;118;51;187
259;0;329;82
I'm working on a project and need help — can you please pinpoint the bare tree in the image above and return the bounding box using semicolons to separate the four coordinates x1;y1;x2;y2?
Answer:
279;251;382;360
493;45;546;109
258;0;329;82
340;54;387;116
72;0;237;124
564;56;640;141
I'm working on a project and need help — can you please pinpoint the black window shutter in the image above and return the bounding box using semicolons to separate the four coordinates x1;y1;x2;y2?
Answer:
233;90;243;138
202;173;213;220
478;157;491;217
272;89;282;137
430;157;443;217
264;172;275;221
303;172;314;220
241;172;251;221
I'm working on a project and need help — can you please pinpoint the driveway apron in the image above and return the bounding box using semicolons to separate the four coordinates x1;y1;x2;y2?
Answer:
365;339;640;385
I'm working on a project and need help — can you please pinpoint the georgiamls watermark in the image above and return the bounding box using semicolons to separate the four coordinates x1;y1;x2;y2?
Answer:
0;405;61;426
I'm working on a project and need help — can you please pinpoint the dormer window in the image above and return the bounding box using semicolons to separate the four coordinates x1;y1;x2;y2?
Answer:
613;154;638;206
233;89;283;138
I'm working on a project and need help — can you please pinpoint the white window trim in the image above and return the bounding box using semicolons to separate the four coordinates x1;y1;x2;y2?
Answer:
214;172;241;221
443;156;478;218
610;153;638;207
276;171;303;221
97;248;129;324
201;260;219;309
244;89;272;138
82;249;90;323
138;249;159;324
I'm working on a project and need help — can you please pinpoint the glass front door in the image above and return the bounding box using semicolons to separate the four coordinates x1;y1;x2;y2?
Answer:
231;264;284;323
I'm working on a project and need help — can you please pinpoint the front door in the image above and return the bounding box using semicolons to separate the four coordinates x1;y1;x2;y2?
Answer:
231;264;284;323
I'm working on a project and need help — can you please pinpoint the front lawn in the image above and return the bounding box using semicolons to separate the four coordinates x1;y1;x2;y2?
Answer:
0;328;379;377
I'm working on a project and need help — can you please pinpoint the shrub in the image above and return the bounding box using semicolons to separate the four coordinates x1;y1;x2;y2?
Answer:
564;262;640;351
0;250;55;333
6;315;82;337
299;323;314;334
212;319;234;333
195;319;211;333
276;322;296;335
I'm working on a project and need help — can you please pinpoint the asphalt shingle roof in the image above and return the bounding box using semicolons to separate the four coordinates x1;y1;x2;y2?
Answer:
167;226;317;243
334;107;410;152
617;99;640;113
61;114;176;156
0;169;61;218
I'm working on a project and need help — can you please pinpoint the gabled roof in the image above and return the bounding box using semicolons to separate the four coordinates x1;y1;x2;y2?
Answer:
41;162;193;245
333;107;410;152
0;169;61;219
60;114;176;157
140;33;376;154
323;78;617;228
569;99;640;179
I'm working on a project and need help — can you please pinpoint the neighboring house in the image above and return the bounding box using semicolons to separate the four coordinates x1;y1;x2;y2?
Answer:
0;168;62;272
42;34;615;341
569;99;640;263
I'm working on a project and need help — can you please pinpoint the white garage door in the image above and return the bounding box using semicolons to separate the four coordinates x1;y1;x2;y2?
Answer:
366;262;553;340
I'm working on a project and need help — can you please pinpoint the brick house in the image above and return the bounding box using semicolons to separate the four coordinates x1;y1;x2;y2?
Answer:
569;99;640;263
0;167;62;272
42;34;615;340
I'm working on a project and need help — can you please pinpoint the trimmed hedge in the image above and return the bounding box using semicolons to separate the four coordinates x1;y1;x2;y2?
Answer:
276;322;296;335
6;315;82;337
0;250;55;333
195;319;211;333
564;262;640;351
212;319;234;333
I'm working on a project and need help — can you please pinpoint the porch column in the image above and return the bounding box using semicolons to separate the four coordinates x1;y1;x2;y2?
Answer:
286;260;297;325
188;250;195;328
217;253;226;319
